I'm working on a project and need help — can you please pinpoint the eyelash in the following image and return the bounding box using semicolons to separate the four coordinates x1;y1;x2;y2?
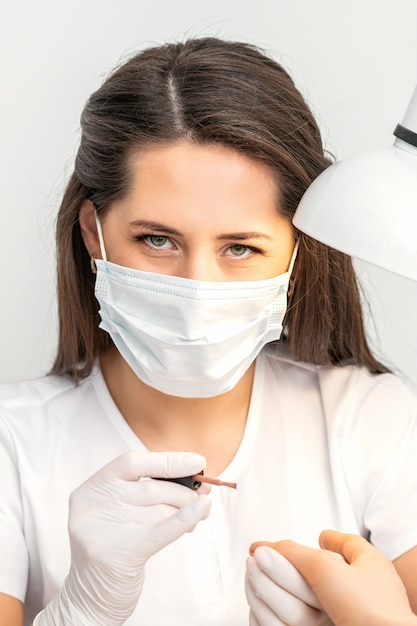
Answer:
133;233;264;258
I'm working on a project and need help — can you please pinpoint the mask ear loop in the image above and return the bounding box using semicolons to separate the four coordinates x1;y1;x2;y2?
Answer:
95;211;108;262
286;239;299;298
287;239;299;277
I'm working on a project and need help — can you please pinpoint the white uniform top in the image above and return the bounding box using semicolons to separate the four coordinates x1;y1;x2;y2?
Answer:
1;346;417;626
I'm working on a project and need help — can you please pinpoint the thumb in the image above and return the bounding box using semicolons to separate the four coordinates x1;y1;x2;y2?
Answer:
319;530;371;565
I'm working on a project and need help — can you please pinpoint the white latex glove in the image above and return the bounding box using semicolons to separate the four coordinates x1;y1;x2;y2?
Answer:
245;546;332;626
34;450;211;625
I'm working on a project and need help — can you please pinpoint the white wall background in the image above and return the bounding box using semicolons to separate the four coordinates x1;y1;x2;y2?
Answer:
1;0;417;390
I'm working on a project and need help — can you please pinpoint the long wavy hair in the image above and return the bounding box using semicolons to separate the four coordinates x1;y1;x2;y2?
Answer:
51;37;387;380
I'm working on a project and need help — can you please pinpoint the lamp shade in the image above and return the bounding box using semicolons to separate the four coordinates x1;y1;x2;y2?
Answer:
293;86;417;281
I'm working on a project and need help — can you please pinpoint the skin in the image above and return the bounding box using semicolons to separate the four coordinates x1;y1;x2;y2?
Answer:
251;531;417;626
0;596;24;626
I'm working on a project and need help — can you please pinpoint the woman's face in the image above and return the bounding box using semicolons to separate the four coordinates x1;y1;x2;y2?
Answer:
93;141;295;281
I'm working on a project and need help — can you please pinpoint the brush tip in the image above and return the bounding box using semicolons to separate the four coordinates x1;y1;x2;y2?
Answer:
194;474;237;489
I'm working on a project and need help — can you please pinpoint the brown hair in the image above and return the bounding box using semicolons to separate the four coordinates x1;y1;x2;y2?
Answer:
51;37;386;380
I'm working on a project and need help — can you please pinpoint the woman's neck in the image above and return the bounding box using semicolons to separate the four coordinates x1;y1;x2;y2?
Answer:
99;345;255;475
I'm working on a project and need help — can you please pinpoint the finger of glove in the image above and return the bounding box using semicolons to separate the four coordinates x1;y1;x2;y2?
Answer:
253;546;320;608
72;450;206;507
246;557;323;626
249;609;266;626
246;575;287;626
109;450;206;481
111;502;195;526
112;476;200;508
139;493;211;559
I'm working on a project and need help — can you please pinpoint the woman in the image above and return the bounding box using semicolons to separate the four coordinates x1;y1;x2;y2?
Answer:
1;37;416;626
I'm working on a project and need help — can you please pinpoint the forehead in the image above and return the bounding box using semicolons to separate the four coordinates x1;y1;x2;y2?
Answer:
124;140;281;217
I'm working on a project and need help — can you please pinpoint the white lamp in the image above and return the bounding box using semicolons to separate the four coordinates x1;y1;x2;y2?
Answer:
293;86;417;281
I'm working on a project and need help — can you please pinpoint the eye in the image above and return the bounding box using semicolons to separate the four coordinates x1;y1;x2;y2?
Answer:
139;234;174;249
226;244;254;258
149;235;170;247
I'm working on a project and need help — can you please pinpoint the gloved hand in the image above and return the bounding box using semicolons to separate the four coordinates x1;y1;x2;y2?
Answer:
34;450;211;625
245;545;332;625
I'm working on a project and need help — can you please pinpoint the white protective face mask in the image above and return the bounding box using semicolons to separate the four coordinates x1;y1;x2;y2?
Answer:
94;217;298;398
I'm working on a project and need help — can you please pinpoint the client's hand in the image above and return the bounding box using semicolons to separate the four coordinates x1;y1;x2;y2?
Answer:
269;530;417;626
34;450;211;625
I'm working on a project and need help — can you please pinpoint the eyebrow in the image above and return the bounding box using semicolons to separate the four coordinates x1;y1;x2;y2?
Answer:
130;220;182;235
129;220;272;240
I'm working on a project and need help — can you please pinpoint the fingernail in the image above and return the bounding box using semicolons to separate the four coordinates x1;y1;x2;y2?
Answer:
249;541;273;556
